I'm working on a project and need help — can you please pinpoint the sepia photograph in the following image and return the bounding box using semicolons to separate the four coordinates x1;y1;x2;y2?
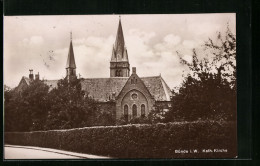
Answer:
4;14;237;159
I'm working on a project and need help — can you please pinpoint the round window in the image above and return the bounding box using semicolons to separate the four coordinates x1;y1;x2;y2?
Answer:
131;93;138;99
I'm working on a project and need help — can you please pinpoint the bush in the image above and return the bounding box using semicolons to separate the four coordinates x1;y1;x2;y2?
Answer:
129;116;151;124
5;121;237;158
162;27;236;122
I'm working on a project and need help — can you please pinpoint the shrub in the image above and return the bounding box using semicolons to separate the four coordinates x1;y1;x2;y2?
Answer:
5;121;237;158
129;116;151;124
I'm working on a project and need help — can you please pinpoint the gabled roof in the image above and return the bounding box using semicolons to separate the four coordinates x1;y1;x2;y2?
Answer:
80;76;172;102
14;76;31;92
22;76;31;85
17;76;172;102
66;40;76;69
141;76;172;101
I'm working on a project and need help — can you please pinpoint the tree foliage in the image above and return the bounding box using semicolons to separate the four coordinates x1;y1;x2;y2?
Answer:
4;78;114;132
4;80;50;131
164;26;236;122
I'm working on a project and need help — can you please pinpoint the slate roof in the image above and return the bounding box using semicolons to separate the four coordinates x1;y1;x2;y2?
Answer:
23;76;31;85
81;77;128;101
18;76;172;102
81;76;172;102
17;77;59;91
14;76;31;92
141;76;172;101
44;80;59;90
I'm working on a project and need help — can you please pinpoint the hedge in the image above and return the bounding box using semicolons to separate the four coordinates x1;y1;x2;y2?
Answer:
5;121;237;158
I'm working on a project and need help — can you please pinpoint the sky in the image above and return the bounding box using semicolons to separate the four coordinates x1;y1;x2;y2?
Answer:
4;14;235;89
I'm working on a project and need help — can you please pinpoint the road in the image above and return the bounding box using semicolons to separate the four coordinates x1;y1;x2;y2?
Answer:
4;145;111;159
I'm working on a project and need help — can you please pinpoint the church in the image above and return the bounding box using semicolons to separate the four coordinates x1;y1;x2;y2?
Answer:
16;17;172;121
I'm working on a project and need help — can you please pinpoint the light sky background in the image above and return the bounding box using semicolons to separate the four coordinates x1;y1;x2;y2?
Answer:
4;14;235;89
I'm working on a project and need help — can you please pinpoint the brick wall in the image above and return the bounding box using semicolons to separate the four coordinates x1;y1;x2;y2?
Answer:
116;73;155;119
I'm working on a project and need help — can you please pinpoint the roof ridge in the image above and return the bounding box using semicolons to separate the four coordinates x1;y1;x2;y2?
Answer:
44;79;59;81
140;76;160;79
159;76;172;101
82;77;129;80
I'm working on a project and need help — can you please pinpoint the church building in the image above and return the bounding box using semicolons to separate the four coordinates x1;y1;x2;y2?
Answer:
16;17;172;121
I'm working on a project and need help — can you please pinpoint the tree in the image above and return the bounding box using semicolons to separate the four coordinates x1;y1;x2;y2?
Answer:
5;76;115;131
45;78;99;130
147;104;167;123
22;80;50;131
4;80;50;131
164;26;236;122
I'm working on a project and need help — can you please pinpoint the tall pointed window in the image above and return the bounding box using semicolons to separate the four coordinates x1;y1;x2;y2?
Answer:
141;104;145;117
124;105;128;122
132;104;137;117
116;70;122;77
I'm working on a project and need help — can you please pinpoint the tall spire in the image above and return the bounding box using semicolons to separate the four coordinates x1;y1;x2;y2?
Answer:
66;32;77;81
114;16;125;53
110;16;130;77
66;32;76;69
111;16;128;62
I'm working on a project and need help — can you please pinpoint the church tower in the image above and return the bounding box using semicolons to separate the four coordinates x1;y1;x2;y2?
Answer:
110;16;130;77
66;32;77;81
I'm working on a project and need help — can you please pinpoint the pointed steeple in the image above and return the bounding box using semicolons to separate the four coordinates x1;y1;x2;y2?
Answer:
114;16;125;54
66;32;76;69
66;32;77;81
111;16;129;62
110;16;130;77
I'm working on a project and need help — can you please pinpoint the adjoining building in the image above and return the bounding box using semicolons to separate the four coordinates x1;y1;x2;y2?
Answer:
16;17;172;121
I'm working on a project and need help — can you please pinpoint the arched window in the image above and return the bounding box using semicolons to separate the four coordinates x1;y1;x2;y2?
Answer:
132;104;137;117
141;104;145;117
124;105;128;122
116;70;122;77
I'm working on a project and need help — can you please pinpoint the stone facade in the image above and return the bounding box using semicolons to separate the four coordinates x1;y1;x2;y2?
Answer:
110;61;130;77
115;68;155;119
